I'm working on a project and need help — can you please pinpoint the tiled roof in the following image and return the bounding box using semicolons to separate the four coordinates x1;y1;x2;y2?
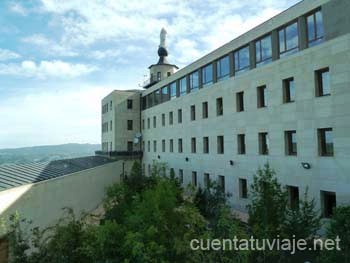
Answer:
0;156;116;192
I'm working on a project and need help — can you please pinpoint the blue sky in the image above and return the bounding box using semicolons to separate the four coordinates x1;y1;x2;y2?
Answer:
0;0;300;149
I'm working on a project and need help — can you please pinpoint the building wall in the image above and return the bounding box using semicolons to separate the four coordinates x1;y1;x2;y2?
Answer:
0;160;134;236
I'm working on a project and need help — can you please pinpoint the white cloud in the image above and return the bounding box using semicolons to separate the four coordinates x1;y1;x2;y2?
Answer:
89;49;121;60
0;48;21;61
0;60;97;79
9;2;28;16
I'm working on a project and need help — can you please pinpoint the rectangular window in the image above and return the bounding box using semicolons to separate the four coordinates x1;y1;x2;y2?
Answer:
203;137;209;154
127;99;133;109
191;105;196;121
170;82;177;99
218;175;225;193
157;72;161;81
110;101;112;110
216;97;223;116
279;22;299;57
179;77;187;96
202;63;213;86
318;128;333;156
192;171;197;187
178;138;183;153
237;134;246;155
255;35;272;67
191;137;196;153
147;93;154;108
285;130;297;155
178;109;182;123
283;78;295;103
204;173;210;189
287;186;299;209
169;111;173;125
315;68;330;96
217;136;224;154
307;10;324;47
127;141;133;152
170;139;174;153
147;141;150;152
202;102;208;119
257;85;267;108
236;91;244;112
179;169;184;184
259;132;269;155
153;140;157;152
142;119;145;130
321;191;336;218
142;141;145;151
110;120;112;131
239;178;248;199
161;86;169;102
162;114;165;126
217;55;230;80
147;118;150;129
153;116;156;128
154;90;160;105
162;139;166;152
189;71;199;92
127;120;133;130
234;46;250;73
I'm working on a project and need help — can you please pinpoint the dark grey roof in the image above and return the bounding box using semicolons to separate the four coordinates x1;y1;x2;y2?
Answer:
0;156;116;192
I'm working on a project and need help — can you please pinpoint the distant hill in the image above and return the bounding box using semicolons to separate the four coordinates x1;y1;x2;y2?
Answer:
0;143;101;165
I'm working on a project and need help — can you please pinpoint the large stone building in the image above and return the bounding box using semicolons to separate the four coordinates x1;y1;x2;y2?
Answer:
101;0;350;218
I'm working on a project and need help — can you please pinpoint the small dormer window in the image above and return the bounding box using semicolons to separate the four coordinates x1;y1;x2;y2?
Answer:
157;72;161;81
167;72;171;76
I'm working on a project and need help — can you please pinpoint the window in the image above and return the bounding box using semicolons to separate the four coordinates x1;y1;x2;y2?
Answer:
218;175;225;193
127;99;133;109
190;105;196;121
236;91;244;112
127;120;133;130
318;128;333;156
217;136;224;154
255;35;272;67
216;97;223;116
191;137;196;153
279;22;299;57
169;111;173;125
179;77;187;96
287;186;299;209
147;141;150;152
162;139;166;152
259;132;269;155
153;140;157;152
147;93;154;107
161;86;169;102
192;172;197;187
170;139;174;153
110;101;112;110
178;138;183;153
285;130;297;155
157;72;161;81
237;134;246;155
217;55;230;80
202;63;213;86
110;120;112;131
153;116;156;128
203;137;209;154
142;141;145;151
178;109;182;123
142;119;145;130
307;10;324;47
167;72;171;77
204;173;210;189
239;178;248;199
162;114;165;126
315;68;330;96
189;71;199;92
154;90;160;105
234;46;250;73
202;102;208;119
147;118;150;129
257;85;267;108
170;82;177;99
110;142;112;151
179;169;184;184
321;191;336;218
283;78;295;103
127;141;133;152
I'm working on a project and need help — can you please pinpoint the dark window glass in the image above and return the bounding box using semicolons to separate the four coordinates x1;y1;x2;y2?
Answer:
154;90;160;105
191;105;196;121
127;99;133;109
237;134;246;155
179;169;183;184
170;139;174;152
170;82;177;99
236;91;244;112
217;55;230;80
316;68;330;96
161;86;169;102
234;46;250;73
147;141;150;152
256;35;272;67
259;132;269;155
279;22;299;57
239;178;248;199
127;141;133;152
287;186;299;209
162;140;165;152
127;120;133;130
257;85;267;108
147;118;150;129
161;114;165;126
169;111;173;125
153;116;156;128
178;109;182;123
202;64;213;86
178;138;183;153
179;77;187;96
307;10;324;47
321;191;336;218
217;136;224;154
285;130;297;155
191;137;196;153
202;102;208;119
157;72;161;81
153;140;157;152
216;97;223;116
192;172;197;187
318;128;333;156
204;173;210;189
218;175;225;193
147;94;153;107
203;137;209;154
283;78;295;103
189;71;199;92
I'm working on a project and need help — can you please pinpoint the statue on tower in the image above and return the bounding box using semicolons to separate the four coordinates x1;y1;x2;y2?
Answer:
160;28;167;48
157;28;168;61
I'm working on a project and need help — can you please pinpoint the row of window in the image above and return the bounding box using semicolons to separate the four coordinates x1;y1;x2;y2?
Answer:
143;128;334;157
102;99;133;114
142;9;324;110
142;67;330;130
101;121;112;133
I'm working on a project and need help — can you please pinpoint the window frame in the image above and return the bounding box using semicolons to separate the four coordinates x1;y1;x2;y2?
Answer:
216;55;230;81
278;21;299;57
318;128;334;157
202;63;213;86
307;9;324;47
234;45;250;73
189;70;199;92
285;130;297;156
255;34;272;67
283;77;295;103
